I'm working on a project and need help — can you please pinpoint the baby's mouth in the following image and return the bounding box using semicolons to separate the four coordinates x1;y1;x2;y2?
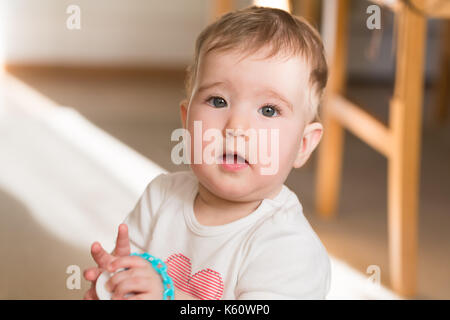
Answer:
221;152;248;165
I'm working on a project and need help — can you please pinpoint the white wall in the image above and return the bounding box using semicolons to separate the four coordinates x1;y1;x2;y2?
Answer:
0;0;440;80
0;0;210;67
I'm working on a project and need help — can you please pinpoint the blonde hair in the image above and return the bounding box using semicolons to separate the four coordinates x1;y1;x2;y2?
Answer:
185;5;328;122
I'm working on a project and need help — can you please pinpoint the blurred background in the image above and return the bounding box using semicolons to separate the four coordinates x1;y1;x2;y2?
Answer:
0;0;448;299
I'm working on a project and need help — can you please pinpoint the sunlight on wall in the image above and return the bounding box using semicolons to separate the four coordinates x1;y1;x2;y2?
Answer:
0;1;5;72
253;0;291;12
0;74;166;252
0;1;6;118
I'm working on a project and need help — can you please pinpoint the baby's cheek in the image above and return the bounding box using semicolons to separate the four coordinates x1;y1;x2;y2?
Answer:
280;134;301;164
275;136;301;179
264;127;298;163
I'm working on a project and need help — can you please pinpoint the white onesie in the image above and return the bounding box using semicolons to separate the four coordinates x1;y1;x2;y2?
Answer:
123;170;331;300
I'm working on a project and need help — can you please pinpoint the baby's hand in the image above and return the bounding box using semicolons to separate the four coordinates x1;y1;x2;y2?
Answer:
104;255;164;300
83;224;131;300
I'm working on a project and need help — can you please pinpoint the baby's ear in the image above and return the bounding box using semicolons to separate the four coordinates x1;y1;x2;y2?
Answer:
179;99;188;129
293;122;323;168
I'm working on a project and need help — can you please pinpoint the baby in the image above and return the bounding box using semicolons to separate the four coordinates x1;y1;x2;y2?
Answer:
84;5;331;300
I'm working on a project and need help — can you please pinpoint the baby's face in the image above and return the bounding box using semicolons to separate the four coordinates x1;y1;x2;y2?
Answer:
181;47;321;202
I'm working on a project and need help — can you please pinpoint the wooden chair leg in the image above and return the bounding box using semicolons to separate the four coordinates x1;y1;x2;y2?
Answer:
315;0;349;219
316;114;345;219
388;3;426;297
435;21;450;125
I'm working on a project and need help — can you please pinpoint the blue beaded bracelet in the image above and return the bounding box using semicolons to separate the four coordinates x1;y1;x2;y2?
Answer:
130;252;175;300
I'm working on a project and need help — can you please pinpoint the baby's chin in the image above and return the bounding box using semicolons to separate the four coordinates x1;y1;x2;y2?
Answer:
191;164;273;202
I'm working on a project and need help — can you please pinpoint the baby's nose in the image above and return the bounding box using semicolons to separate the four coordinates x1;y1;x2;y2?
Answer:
226;128;246;138
223;111;251;137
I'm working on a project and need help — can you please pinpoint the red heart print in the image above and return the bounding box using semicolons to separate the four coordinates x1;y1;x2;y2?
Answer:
165;253;224;300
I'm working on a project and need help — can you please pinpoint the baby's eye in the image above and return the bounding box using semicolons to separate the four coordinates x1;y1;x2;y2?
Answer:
258;105;279;117
206;96;228;108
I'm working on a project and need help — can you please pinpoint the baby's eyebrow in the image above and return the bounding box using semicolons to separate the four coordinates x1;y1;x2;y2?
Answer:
264;89;293;112
197;81;227;94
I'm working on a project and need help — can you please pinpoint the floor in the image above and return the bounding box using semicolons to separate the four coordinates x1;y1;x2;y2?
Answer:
2;66;450;299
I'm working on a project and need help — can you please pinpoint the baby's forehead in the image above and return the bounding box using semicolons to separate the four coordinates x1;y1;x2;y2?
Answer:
201;45;310;69
198;48;312;100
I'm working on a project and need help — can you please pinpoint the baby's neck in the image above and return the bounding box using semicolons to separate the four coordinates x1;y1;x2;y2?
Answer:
193;183;281;226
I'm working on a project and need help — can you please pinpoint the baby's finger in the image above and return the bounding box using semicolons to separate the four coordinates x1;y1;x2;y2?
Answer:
91;242;114;269
108;256;148;273
106;267;150;293
83;286;98;300
111;277;153;300
112;224;131;257
125;293;156;300
83;267;102;282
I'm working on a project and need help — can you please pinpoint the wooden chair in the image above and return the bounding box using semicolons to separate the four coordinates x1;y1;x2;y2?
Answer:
316;0;450;297
435;20;450;125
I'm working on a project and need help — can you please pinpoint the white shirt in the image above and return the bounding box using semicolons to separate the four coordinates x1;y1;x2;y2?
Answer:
123;170;331;300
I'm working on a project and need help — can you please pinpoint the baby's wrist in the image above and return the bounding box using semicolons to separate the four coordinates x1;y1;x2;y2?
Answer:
130;252;175;300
